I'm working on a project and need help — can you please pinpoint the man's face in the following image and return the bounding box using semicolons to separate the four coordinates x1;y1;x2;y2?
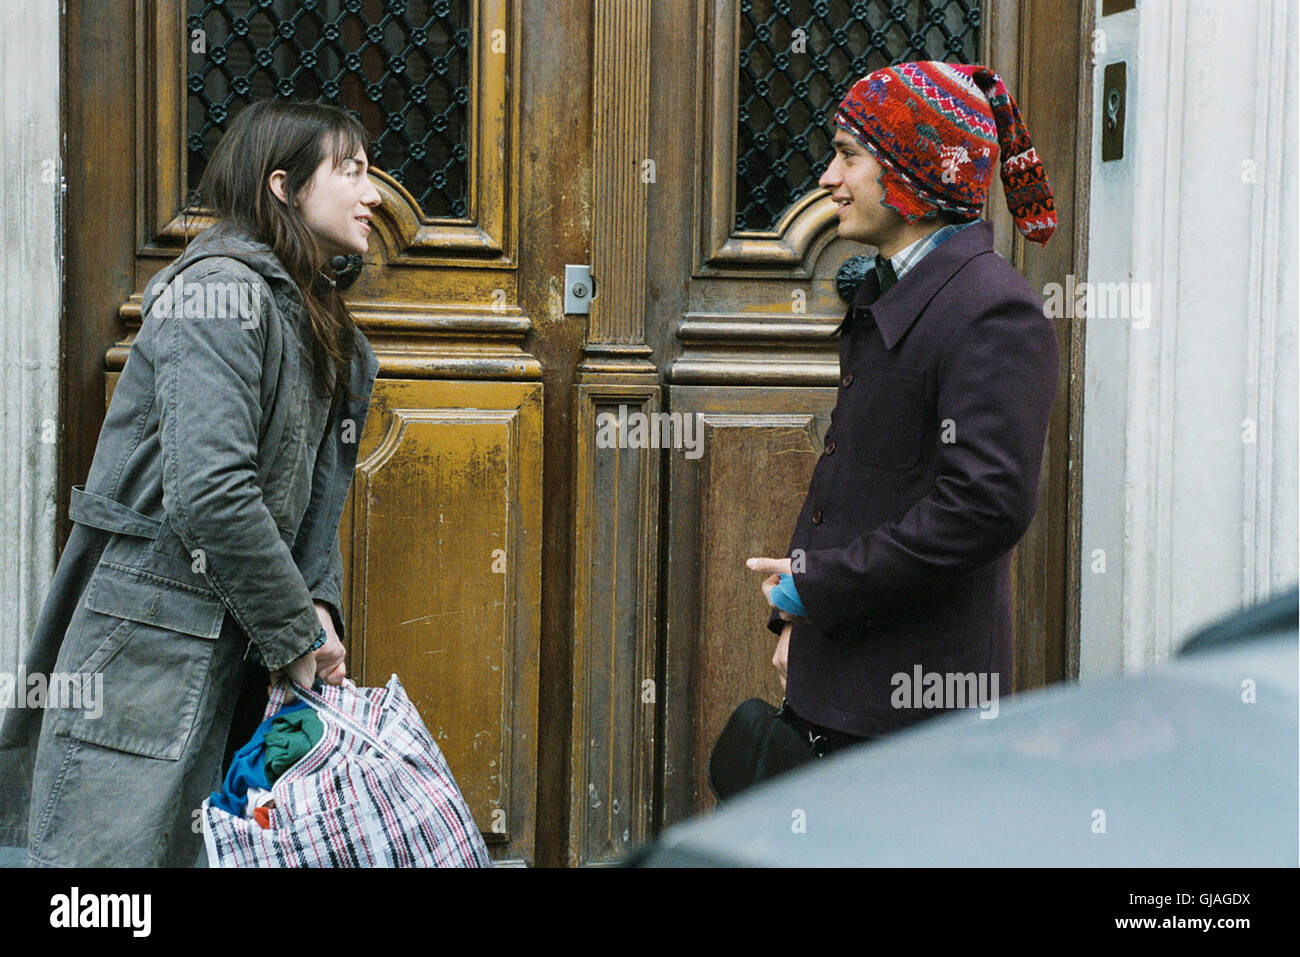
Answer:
819;128;892;246
295;143;382;258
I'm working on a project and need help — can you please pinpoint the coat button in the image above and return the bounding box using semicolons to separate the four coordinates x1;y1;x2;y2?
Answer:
824;440;836;456
841;373;854;388
812;508;823;524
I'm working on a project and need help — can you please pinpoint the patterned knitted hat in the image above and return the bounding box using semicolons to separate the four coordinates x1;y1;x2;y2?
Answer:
834;60;1056;243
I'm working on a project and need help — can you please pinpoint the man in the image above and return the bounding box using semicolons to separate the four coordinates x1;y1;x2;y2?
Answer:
747;60;1059;758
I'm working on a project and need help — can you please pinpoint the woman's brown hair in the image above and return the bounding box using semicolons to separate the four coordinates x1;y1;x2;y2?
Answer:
191;99;370;402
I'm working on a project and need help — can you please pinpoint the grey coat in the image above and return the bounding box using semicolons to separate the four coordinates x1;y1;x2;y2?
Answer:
0;221;378;865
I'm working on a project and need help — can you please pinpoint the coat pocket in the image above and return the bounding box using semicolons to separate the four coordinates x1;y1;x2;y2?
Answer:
843;362;928;471
51;563;226;761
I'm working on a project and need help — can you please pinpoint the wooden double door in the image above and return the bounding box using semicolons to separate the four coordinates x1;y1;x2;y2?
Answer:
64;0;1087;866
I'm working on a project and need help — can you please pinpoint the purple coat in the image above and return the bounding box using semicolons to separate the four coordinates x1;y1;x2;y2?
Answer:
771;221;1059;737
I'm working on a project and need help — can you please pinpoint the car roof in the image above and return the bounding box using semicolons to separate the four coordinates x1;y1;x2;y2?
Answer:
633;614;1297;867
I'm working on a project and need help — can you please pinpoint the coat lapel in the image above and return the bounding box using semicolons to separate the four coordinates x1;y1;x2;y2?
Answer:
840;221;997;349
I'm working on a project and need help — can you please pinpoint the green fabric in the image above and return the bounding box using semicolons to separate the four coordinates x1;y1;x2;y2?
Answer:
262;709;325;784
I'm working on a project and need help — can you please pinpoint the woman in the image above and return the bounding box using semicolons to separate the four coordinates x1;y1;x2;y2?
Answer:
0;100;382;866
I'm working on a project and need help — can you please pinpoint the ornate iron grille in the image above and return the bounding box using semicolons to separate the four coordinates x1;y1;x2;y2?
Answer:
187;0;471;218
736;0;981;231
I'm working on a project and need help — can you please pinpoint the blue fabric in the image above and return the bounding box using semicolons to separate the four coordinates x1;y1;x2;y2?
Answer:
210;700;310;817
770;574;807;619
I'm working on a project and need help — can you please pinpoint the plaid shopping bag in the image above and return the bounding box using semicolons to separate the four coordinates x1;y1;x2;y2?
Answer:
202;675;490;867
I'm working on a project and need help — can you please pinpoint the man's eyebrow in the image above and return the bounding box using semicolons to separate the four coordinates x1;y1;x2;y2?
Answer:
832;134;859;151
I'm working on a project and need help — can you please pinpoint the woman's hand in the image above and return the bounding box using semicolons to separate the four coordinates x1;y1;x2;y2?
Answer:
268;650;317;699
312;601;347;685
267;602;345;697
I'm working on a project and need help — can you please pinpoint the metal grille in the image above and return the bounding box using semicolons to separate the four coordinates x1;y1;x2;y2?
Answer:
187;0;471;218
736;0;981;231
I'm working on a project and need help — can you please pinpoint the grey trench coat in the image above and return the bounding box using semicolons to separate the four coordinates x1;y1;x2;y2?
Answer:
0;222;378;865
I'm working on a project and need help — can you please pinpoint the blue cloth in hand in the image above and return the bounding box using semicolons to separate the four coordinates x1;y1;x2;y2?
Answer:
770;573;807;619
210;700;310;817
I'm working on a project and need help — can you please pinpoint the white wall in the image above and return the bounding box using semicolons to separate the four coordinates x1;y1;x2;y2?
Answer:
1080;0;1299;677
0;0;62;675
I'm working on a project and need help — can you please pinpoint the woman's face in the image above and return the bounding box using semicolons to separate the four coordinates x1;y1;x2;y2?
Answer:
282;142;382;259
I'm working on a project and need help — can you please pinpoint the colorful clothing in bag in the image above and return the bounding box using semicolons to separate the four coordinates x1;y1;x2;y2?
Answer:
263;709;324;783
210;701;309;817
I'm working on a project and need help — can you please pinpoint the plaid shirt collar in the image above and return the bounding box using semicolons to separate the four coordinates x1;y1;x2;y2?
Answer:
883;219;981;281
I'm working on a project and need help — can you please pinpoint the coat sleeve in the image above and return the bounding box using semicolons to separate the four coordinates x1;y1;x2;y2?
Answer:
792;295;1059;635
154;260;321;670
304;536;346;639
291;399;349;642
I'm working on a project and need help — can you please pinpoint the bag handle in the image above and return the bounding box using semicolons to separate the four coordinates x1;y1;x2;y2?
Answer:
261;675;349;723
262;679;291;722
280;679;402;766
280;679;463;810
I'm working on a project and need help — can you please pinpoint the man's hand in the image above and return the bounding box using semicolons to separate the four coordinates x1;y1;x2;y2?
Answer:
312;601;347;686
772;621;792;690
747;556;795;621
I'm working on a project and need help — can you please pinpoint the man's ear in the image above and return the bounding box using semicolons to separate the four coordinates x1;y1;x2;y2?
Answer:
268;169;291;205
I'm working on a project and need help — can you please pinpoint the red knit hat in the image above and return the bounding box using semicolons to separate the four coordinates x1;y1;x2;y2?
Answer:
834;60;1056;244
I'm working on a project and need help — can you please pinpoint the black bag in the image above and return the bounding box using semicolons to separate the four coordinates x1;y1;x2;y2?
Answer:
707;698;818;801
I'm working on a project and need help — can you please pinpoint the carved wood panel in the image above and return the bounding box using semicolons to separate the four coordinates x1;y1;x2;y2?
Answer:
661;384;836;822
568;383;660;864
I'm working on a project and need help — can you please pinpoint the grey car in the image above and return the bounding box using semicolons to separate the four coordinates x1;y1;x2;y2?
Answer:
629;587;1298;867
